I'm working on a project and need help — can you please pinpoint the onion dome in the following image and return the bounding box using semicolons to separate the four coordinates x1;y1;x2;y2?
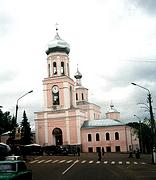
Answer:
46;26;70;55
74;67;82;79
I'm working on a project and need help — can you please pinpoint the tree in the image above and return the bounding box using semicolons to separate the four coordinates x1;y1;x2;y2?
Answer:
127;121;152;153
0;109;15;135
20;110;32;145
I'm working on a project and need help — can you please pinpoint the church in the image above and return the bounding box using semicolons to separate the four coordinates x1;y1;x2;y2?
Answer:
34;28;139;153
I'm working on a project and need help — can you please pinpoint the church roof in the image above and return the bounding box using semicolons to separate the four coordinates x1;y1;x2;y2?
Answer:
46;29;70;55
81;119;125;128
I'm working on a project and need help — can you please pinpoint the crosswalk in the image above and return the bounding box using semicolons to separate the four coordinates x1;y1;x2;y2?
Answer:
29;159;147;165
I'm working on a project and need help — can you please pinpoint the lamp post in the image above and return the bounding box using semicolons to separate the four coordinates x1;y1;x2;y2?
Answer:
131;82;155;164
15;90;33;124
134;114;142;153
14;90;33;140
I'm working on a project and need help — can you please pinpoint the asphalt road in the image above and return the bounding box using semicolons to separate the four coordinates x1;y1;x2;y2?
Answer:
27;153;156;180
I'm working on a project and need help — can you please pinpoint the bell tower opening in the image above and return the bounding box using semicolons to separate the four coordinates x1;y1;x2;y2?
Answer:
52;128;63;146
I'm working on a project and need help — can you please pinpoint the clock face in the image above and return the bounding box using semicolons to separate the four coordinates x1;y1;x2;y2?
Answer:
52;85;59;93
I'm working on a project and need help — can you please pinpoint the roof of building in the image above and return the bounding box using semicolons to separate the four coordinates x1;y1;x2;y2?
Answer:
81;119;125;128
46;30;70;55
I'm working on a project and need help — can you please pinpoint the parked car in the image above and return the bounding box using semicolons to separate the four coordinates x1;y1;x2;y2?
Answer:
0;143;11;160
5;156;21;161
43;145;68;156
42;145;57;155
0;160;32;180
21;144;43;156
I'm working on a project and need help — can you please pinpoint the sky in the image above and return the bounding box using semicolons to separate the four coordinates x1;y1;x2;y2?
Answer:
0;0;156;129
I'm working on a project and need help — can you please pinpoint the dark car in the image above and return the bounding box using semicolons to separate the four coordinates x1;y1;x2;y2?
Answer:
0;143;11;160
0;160;32;180
42;145;56;155
21;144;43;156
43;145;68;156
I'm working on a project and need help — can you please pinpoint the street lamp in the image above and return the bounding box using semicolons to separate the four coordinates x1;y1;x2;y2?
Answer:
15;90;33;125
131;82;155;164
134;114;142;153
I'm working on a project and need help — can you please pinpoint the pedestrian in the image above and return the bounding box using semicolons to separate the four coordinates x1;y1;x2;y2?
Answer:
77;146;80;156
102;147;105;156
135;149;140;159
128;149;133;158
98;150;102;161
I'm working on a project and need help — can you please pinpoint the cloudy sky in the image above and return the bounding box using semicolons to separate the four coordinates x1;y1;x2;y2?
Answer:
1;0;156;128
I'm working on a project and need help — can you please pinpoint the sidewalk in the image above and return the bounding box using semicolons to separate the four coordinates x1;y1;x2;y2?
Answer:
77;152;153;164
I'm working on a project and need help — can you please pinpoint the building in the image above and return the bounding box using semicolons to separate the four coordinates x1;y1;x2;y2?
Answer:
34;28;139;152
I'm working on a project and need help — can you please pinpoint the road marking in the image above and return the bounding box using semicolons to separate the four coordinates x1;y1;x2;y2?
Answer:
89;161;93;164
134;162;138;165
37;160;45;164
141;162;146;164
29;160;39;164
81;160;86;164
52;160;59;163
62;160;79;175
66;160;73;164
111;161;115;164
44;159;52;163
126;161;130;164
118;161;123;164
59;160;66;163
96;161;101;164
104;161;108;164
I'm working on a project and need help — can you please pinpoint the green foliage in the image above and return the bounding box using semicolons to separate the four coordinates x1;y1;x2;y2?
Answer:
0;109;16;135
127;121;152;153
20;110;32;145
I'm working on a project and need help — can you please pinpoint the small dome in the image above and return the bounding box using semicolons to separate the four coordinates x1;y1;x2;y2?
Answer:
46;31;70;55
108;103;119;113
74;68;82;79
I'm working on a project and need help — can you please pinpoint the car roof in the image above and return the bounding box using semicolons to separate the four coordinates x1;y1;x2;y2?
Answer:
0;160;25;164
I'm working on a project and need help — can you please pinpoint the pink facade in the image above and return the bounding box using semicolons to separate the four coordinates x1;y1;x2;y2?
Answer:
34;28;139;152
81;124;139;152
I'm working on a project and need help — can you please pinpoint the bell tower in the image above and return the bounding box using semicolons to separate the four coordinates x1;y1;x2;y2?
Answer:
43;26;76;111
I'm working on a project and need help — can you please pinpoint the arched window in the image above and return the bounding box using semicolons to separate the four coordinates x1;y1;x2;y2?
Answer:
115;132;119;140
76;93;78;100
96;133;100;141
61;62;64;75
48;64;50;77
106;133;110;141
88;134;92;142
53;62;57;75
82;93;84;100
70;86;73;107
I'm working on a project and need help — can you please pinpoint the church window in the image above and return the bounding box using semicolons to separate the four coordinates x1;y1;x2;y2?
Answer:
115;132;119;140
96;133;100;141
82;93;84;100
48;64;50;77
88;134;92;142
53;62;57;75
61;62;64;75
70;86;73;107
106;133;110;141
76;93;78;100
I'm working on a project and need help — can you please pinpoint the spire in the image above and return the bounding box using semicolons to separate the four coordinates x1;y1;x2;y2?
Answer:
54;23;61;40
